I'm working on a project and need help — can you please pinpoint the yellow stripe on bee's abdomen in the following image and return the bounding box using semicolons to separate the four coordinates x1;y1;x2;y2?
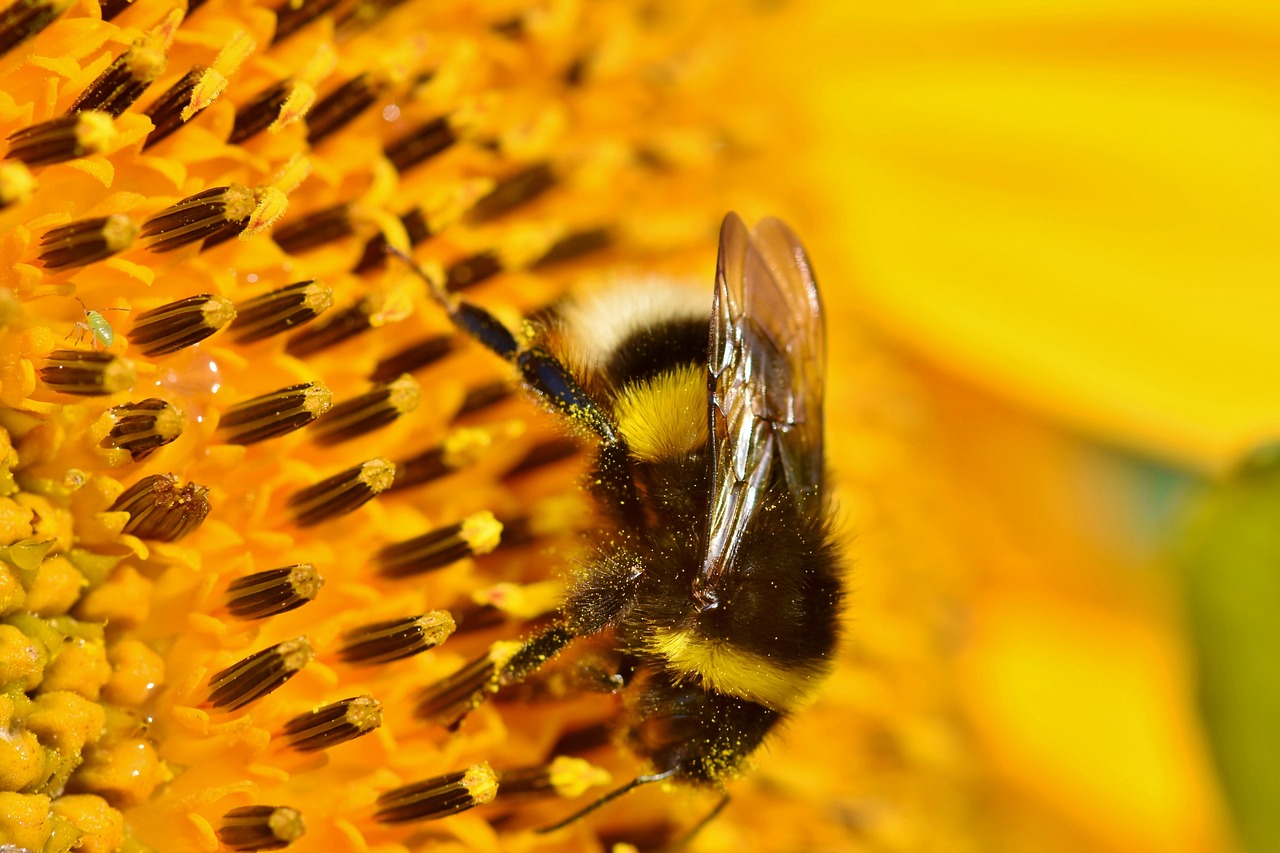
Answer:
613;365;708;463
651;628;826;713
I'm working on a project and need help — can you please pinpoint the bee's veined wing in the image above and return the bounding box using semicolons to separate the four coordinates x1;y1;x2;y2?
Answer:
697;213;825;605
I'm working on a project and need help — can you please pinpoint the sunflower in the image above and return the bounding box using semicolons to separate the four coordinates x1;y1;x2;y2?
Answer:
0;0;959;850
0;1;1247;852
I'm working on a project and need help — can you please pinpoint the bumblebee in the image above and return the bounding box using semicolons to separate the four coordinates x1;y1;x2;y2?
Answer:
402;212;842;837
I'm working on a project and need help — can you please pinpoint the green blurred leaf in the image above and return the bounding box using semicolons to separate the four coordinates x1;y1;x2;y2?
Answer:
1176;445;1280;853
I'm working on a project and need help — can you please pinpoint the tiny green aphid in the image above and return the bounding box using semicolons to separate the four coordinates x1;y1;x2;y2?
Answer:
72;297;128;350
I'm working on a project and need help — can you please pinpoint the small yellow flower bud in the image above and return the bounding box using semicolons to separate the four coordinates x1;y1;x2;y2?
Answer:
50;794;125;853
0;792;52;850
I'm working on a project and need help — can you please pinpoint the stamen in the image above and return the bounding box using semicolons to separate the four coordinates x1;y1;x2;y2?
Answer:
472;580;562;620
533;228;611;268
375;511;501;577
0;0;72;60
97;0;131;21
283;296;377;357
39;350;136;396
387;447;448;491
216;382;333;445
384;116;458;173
337;611;455;666
505;436;580;478
128;294;236;356
456;379;514;417
495;497;584;546
0;161;36;209
271;204;354;254
217;805;305;851
99;398;184;461
142;67;209;147
226;564;324;620
281;695;381;752
201;183;292;249
271;0;342;45
496;757;612;801
141;185;259;253
369;333;454;382
288;457;395;527
494;515;535;548
67;12;179;117
448;603;507;636
306;73;383;146
550;722;613;757
444;250;502;292
230;280;333;344
562;55;588;87
207;636;313;711
311;374;420;445
466;163;555;223
0;0;69;56
375;762;498;823
38;214;139;269
229;80;313;145
351;206;432;274
414;642;518;728
6;111;116;167
144;33;253;148
110;473;210;541
490;16;524;38
390;422;524;492
335;0;412;35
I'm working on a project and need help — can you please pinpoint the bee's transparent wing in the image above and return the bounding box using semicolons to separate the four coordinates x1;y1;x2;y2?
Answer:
697;213;825;603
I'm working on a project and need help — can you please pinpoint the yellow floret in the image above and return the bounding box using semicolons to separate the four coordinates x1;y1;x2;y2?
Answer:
42;635;111;698
74;564;153;628
0;791;52;849
0;727;45;790
24;555;87;616
50;794;125;853
0;496;33;544
26;691;106;754
0;692;17;728
0;562;26;615
14;493;71;552
103;639;165;707
0;623;47;691
72;738;170;807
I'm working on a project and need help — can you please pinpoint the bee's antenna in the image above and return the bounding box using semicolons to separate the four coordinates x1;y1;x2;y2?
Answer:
536;769;678;834
384;243;453;307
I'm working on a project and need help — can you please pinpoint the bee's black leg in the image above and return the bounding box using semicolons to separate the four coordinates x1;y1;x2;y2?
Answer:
417;625;577;729
419;543;645;728
389;246;638;510
536;770;678;834
499;624;575;685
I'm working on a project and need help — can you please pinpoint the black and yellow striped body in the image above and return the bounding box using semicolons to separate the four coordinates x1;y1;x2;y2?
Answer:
542;282;843;784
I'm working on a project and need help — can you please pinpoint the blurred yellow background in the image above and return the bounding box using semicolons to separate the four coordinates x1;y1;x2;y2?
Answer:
795;1;1280;470
759;3;1280;851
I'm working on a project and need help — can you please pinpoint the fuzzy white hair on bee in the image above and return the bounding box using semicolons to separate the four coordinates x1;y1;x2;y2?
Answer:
550;277;709;372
